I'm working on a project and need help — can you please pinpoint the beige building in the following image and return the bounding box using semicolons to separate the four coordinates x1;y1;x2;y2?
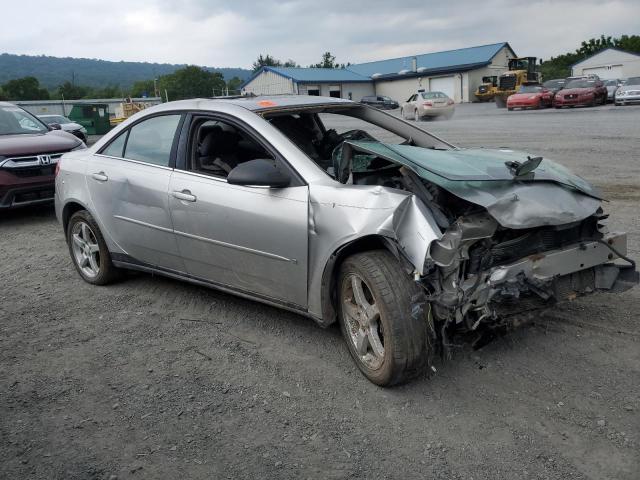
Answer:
571;48;640;79
242;43;517;103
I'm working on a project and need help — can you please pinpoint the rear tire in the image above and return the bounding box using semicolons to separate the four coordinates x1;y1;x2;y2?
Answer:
67;210;122;285
338;250;431;386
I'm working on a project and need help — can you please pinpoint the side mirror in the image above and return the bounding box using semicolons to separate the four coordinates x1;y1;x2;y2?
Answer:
49;123;62;130
227;159;290;188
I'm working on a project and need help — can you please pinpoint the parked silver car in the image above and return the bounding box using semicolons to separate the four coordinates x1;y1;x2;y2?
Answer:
38;114;87;142
400;90;455;120
55;95;637;386
603;79;623;102
615;77;640;105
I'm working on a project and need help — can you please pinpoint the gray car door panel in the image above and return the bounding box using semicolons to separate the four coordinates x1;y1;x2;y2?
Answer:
168;171;309;307
87;156;185;272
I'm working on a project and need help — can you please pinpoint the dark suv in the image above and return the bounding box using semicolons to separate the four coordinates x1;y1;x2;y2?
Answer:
360;95;399;109
0;102;84;209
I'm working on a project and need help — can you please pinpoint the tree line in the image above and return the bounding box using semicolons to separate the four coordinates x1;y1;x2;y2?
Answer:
251;51;348;71
0;66;244;102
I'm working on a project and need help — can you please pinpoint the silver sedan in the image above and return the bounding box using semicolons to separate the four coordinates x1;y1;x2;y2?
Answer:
55;95;637;386
615;77;640;105
400;91;455;120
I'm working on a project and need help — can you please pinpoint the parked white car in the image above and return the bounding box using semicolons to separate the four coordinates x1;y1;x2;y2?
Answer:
400;91;455;121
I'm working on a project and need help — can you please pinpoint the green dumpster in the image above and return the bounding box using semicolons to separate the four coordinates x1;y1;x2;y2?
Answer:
68;103;112;135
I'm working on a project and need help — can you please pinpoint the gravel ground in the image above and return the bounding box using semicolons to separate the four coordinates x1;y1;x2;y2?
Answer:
1;102;639;480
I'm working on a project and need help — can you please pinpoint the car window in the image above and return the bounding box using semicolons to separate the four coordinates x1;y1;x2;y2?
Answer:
102;131;128;158
123;114;181;166
0;106;48;135
189;117;273;178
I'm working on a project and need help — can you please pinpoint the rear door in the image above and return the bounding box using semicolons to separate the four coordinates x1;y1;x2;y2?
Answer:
168;114;309;307
87;113;185;272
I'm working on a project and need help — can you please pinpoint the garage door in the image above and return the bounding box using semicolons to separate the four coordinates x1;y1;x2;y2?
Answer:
429;76;456;100
583;65;623;79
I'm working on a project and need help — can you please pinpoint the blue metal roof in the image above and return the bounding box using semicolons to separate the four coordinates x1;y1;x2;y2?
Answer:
264;66;370;83
347;42;512;77
241;43;514;89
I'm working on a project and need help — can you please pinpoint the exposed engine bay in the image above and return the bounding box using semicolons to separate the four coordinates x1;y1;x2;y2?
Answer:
264;105;638;353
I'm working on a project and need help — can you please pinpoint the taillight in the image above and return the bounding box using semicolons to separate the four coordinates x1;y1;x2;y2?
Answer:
55;158;62;177
447;100;454;105
423;101;433;107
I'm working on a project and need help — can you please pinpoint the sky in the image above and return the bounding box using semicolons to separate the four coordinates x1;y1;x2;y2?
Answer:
2;0;638;68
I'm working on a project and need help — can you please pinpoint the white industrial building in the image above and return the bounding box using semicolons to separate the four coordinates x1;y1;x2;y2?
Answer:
571;48;640;79
242;42;516;103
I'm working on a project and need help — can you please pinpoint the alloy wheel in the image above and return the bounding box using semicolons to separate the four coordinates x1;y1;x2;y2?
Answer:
341;273;385;369
71;221;101;278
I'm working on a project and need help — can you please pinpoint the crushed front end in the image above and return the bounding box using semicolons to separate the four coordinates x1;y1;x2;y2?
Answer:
424;211;638;351
339;140;638;352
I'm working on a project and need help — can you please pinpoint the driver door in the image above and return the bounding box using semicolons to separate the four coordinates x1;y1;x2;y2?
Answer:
168;115;309;308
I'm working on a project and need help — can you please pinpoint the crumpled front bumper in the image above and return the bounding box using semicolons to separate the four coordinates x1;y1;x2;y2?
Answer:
487;232;638;305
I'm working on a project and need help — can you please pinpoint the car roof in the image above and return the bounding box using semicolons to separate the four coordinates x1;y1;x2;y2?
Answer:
142;95;355;115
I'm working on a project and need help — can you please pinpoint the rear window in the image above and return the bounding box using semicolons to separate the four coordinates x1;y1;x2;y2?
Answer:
421;92;448;99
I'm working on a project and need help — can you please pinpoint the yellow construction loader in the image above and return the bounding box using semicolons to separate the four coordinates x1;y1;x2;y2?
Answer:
474;76;498;102
494;57;541;108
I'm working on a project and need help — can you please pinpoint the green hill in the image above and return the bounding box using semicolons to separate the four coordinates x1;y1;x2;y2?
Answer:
0;53;251;89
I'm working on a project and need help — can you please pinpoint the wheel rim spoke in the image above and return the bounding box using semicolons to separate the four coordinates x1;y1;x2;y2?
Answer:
87;242;100;254
81;223;90;241
354;329;368;356
342;300;361;323
351;276;367;308
367;323;385;359
72;233;85;249
88;253;100;273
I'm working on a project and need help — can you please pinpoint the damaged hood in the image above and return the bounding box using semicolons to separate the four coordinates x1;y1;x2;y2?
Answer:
341;141;602;229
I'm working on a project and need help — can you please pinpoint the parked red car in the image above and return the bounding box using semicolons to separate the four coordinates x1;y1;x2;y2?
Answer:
0;102;84;209
553;77;607;108
507;85;553;110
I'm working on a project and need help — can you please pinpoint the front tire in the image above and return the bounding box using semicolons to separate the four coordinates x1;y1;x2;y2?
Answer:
414;110;420;122
338;250;431;386
67;210;121;285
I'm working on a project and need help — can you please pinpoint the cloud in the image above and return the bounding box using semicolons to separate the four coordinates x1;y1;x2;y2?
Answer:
1;0;638;68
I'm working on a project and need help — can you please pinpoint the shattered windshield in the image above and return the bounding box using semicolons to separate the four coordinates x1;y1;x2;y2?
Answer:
340;140;601;199
265;104;453;177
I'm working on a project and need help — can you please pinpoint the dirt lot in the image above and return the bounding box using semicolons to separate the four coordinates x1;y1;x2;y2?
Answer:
1;102;639;480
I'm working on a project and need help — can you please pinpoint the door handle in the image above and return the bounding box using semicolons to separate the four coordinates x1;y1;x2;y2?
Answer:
172;190;197;202
91;171;108;182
